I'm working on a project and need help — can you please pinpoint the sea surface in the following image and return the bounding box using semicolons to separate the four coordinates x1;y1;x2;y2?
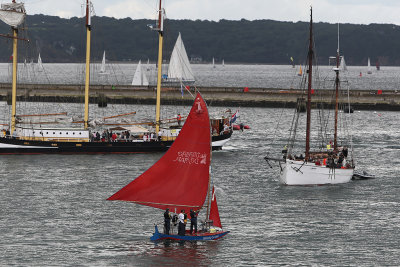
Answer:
1;62;400;90
1;64;400;266
1;101;400;266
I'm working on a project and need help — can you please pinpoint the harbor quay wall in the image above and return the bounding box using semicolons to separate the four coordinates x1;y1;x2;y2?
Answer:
1;83;400;111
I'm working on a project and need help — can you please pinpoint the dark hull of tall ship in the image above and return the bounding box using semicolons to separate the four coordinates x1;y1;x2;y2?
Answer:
0;131;232;155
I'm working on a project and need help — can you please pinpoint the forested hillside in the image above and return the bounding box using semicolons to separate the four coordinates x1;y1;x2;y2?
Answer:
1;15;400;65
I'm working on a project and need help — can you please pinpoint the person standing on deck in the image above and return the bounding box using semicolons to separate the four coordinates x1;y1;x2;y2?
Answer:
178;210;185;236
190;209;199;234
164;208;171;235
177;113;182;126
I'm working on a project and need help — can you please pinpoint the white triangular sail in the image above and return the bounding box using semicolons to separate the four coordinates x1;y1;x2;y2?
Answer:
37;53;44;71
367;57;372;74
340;56;347;71
100;51;106;73
132;60;149;86
0;3;26;27
212;57;215;68
222;59;225;67
167;32;195;82
146;58;150;71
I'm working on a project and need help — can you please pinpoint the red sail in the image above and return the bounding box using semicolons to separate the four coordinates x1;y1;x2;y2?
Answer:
209;186;222;228
108;93;211;214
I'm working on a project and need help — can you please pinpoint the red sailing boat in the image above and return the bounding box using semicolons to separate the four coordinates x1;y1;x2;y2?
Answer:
107;93;229;241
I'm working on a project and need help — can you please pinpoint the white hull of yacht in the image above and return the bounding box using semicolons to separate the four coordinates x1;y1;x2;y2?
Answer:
212;138;230;148
280;159;353;185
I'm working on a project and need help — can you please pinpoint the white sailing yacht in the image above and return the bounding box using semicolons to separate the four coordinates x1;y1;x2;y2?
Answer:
99;51;107;74
37;53;44;72
146;58;150;71
340;56;347;71
165;32;195;84
367;57;372;74
131;60;149;86
265;11;354;185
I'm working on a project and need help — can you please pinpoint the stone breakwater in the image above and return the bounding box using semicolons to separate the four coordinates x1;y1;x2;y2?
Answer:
1;83;400;110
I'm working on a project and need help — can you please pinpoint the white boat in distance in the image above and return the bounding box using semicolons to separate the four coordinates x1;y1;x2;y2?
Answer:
99;51;107;74
164;32;195;84
367;57;372;74
37;53;44;72
132;60;149;86
340;56;347;71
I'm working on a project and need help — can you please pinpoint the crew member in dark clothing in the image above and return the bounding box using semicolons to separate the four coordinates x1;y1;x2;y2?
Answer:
337;153;344;167
190;209;199;234
164;208;171;235
342;147;348;158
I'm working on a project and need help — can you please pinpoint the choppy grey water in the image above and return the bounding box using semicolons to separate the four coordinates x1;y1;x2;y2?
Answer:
1;97;400;266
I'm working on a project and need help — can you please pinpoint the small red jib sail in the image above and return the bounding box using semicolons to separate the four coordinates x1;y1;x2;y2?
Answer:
108;93;211;215
209;186;222;228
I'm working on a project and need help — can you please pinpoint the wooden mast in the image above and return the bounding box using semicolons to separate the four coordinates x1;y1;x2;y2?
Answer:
11;28;18;134
10;0;18;134
155;0;164;134
305;7;313;160
84;0;92;129
206;101;212;222
334;23;340;150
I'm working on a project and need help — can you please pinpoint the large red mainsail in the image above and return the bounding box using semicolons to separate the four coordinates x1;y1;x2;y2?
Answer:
209;186;222;228
108;93;211;214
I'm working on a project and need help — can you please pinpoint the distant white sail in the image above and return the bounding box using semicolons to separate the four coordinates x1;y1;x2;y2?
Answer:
340;56;347;71
100;51;106;73
37;53;44;71
146;58;150;71
0;3;26;27
222;59;225;67
367;57;372;74
212;57;215;68
132;60;149;86
167;32;195;82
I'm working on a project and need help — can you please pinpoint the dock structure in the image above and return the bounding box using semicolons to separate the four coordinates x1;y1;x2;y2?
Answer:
1;83;400;110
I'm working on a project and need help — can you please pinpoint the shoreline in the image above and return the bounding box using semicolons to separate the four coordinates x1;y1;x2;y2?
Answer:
1;83;400;111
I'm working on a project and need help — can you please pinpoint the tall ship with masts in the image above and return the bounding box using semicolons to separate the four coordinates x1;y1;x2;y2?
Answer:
0;0;232;154
265;9;355;185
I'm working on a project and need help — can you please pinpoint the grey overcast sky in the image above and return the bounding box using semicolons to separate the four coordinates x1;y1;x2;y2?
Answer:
6;0;400;25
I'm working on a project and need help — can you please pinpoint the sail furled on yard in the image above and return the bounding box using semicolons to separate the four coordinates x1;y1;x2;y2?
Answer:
132;60;149;86
108;93;210;213
0;2;26;27
167;32;195;82
209;186;222;228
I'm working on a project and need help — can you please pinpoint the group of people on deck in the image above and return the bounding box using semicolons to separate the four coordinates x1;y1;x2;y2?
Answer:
90;129;157;142
163;208;199;236
1;129;17;139
91;129;130;142
286;145;350;169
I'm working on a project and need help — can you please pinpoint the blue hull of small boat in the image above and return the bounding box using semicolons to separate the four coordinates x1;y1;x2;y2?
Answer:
150;225;229;241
